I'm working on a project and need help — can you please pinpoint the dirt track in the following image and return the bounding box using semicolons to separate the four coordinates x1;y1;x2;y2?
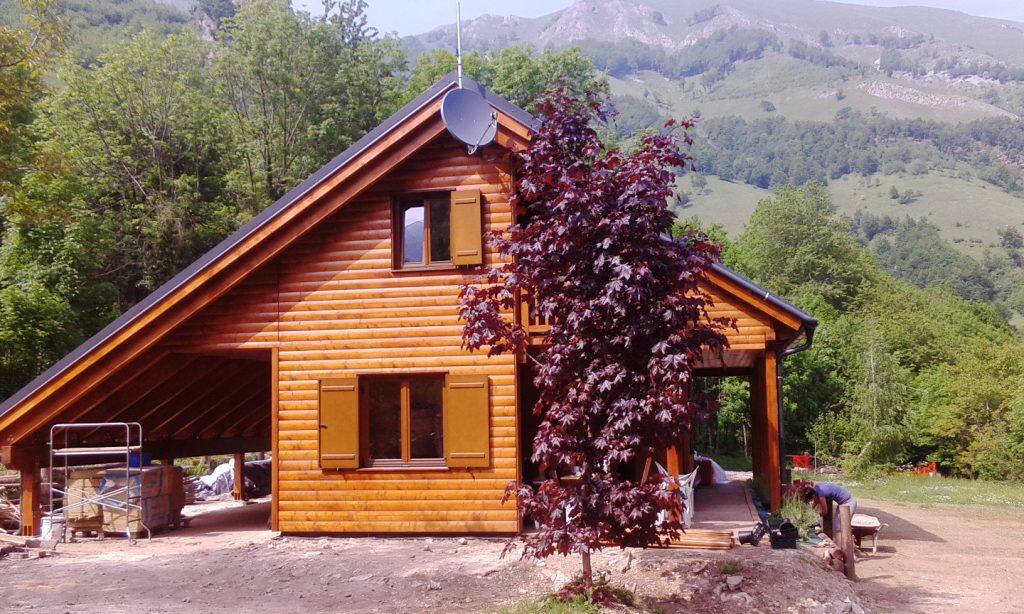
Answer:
852;499;1024;613
4;496;1020;613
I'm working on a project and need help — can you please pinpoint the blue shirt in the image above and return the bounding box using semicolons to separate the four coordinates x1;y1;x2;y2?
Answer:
815;482;853;504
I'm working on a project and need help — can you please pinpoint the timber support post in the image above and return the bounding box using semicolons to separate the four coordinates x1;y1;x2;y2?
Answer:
666;445;681;522
233;452;245;501
762;352;782;511
680;427;695;474
19;461;41;537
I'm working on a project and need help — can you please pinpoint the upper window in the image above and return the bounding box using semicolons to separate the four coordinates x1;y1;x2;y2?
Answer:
393;190;483;269
398;197;451;266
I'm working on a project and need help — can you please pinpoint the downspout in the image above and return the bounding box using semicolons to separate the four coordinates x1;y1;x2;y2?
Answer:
776;322;817;490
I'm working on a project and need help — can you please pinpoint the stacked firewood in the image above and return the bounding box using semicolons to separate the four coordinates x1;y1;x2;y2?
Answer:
184;475;200;505
0;494;20;532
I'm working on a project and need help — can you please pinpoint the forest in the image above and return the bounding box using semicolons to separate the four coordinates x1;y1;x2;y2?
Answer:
1;0;1022;482
683;182;1024;481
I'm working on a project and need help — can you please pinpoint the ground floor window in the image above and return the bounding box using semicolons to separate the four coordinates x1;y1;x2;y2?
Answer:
318;373;490;470
363;376;444;468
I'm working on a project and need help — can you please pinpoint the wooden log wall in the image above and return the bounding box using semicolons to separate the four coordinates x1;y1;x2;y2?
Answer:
699;286;776;351
162;133;520;534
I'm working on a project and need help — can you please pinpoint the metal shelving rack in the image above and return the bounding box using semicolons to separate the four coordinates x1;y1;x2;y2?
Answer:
48;422;151;544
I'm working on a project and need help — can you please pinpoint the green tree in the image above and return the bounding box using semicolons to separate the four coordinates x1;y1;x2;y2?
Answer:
216;0;405;206
915;339;1024;479
404;48;493;96
0;0;66;192
490;46;608;111
729;182;875;310
15;30;236;307
404;46;607;113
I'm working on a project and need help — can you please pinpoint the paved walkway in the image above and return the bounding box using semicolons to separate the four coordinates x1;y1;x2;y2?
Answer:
690;473;759;533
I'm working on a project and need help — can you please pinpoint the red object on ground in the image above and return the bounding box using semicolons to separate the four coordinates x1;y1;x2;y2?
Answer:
792;454;814;470
911;462;939;477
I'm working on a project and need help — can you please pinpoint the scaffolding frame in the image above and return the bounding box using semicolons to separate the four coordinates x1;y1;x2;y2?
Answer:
48;422;151;544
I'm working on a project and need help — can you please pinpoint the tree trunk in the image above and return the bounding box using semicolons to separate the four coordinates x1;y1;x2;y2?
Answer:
580;549;593;586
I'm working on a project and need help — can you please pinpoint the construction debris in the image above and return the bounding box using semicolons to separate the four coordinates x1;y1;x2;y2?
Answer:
0;533;57;560
0;494;19;532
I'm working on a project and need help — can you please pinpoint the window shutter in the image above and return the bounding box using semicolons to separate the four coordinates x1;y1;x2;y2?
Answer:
445;374;490;468
449;189;483;266
319;377;359;469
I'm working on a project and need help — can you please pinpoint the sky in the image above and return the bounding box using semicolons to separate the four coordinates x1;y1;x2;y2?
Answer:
293;1;1024;36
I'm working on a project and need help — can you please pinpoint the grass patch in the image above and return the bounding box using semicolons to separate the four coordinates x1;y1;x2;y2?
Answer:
496;596;602;614
719;559;743;574
774;496;820;539
711;454;753;471
810;472;1024;508
496;585;654;614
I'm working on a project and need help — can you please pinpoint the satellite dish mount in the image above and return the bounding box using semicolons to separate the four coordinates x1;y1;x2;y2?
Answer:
441;2;497;154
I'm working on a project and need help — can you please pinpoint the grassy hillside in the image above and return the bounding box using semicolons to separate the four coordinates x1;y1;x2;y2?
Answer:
679;170;1024;260
611;56;1018;123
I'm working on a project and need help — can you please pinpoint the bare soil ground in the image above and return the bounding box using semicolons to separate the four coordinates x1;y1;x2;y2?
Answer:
5;494;1020;612
852;498;1024;614
0;498;862;613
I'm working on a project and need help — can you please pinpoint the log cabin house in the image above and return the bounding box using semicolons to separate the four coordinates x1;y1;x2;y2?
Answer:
0;73;815;537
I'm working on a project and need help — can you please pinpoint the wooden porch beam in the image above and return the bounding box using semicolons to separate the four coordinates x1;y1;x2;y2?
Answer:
1;444;43;471
146;361;251;437
214;393;271;439
77;354;201;430
270;347;280;532
143;436;269;458
161;373;265;440
681;427;695;474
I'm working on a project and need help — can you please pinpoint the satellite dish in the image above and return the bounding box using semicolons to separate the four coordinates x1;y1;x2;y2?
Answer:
441;88;498;153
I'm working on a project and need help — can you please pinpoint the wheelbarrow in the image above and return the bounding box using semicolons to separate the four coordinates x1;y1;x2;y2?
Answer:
850;514;887;553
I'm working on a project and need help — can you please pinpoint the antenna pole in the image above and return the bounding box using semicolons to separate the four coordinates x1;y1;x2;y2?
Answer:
456;1;463;88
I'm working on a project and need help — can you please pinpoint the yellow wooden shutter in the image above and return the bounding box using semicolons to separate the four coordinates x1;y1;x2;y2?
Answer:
319;377;359;469
445;374;490;468
450;189;483;266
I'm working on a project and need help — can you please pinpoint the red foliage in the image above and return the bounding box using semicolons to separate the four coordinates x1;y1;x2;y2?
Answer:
458;90;730;571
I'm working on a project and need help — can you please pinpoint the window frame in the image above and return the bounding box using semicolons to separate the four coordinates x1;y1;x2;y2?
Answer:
392;192;454;271
359;374;447;469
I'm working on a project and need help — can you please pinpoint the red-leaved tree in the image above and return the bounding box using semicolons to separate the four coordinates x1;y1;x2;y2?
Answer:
458;90;729;591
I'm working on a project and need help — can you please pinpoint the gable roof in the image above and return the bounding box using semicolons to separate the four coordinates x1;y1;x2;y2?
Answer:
0;72;534;424
0;73;814;432
709;263;817;341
